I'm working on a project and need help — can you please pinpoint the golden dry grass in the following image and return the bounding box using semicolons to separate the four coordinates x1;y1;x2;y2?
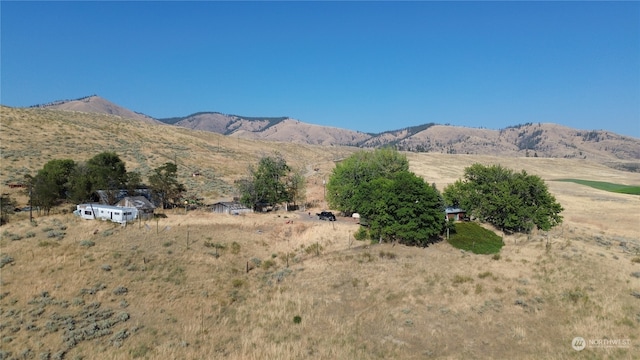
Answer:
1;107;639;359
2;209;639;359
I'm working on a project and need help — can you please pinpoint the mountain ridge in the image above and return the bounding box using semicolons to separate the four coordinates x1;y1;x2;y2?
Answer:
30;95;161;124
17;95;640;164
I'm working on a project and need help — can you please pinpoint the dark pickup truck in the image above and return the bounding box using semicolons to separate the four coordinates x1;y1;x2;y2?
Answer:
317;211;336;221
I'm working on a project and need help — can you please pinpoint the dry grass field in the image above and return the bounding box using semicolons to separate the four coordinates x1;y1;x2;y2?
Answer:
1;107;639;359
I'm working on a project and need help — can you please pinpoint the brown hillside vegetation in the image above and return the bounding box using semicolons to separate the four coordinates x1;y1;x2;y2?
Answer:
235;118;372;147
398;123;640;164
0;106;354;204
1;106;640;359
17;96;640;164
30;95;161;125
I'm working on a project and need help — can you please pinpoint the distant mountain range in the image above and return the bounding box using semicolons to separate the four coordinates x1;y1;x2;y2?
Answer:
26;95;640;163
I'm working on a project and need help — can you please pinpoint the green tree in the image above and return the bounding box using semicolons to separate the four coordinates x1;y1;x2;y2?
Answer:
40;159;77;198
68;163;94;203
355;171;445;246
0;195;17;225
326;148;409;214
31;172;58;214
238;154;294;211
125;171;143;195
148;162;186;209
443;164;563;233
31;159;77;213
285;167;307;209
86;152;128;203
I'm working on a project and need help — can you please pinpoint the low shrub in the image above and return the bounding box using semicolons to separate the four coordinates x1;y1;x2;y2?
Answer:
113;286;128;295
38;240;60;247
80;240;95;247
304;243;323;256
452;274;474;285
46;230;65;240
261;259;276;270
379;251;397;259
5;232;23;241
354;227;369;241
0;255;15;268
232;279;245;288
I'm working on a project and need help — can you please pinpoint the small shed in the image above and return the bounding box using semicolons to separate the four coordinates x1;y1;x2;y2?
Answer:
115;196;155;220
211;201;252;215
445;207;467;221
76;203;138;224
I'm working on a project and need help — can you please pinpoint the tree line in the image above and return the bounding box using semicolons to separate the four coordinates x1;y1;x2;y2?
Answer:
442;163;563;233
5;148;563;244
320;148;563;247
24;152;185;215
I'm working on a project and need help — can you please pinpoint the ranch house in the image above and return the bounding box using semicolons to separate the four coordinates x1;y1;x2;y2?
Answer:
445;207;467;221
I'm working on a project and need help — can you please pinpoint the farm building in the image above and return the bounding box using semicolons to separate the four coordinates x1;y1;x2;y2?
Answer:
445;207;467;221
211;201;252;215
115;196;156;220
93;188;155;206
75;203;138;224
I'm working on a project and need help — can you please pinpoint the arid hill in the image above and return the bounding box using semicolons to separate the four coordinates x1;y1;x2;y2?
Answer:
395;123;640;165
30;95;161;125
166;112;640;164
17;95;640;166
0;106;353;204
1;103;639;359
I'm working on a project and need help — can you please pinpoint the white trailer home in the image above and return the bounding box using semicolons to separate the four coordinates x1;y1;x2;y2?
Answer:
75;203;138;224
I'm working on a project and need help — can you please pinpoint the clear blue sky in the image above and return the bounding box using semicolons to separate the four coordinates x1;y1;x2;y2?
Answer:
2;1;639;137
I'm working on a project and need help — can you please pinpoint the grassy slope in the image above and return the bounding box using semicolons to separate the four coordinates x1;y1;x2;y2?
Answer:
0;106;355;204
2;211;639;359
1;107;640;359
447;222;504;254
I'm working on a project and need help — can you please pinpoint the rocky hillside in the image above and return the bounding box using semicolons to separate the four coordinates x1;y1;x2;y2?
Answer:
395;123;640;164
161;111;640;164
15;95;640;165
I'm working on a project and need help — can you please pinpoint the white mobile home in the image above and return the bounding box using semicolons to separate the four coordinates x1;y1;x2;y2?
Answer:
76;203;138;224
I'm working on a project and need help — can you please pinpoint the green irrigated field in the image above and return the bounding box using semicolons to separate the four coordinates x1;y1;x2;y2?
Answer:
555;179;640;195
